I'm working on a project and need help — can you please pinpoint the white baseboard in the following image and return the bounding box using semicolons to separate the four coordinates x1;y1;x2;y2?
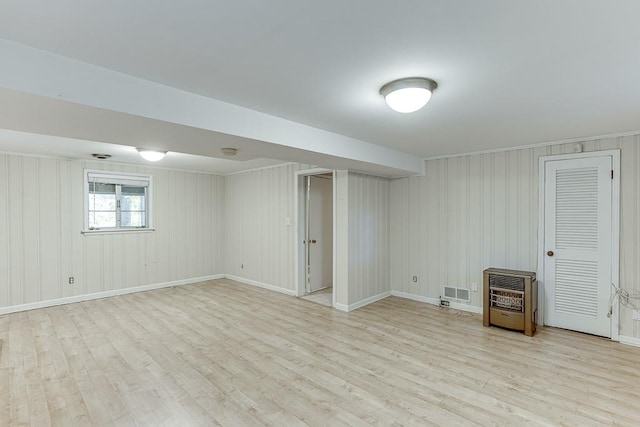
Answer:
619;335;640;348
334;303;349;312
391;290;483;314
334;291;391;312
224;274;296;296
0;274;225;316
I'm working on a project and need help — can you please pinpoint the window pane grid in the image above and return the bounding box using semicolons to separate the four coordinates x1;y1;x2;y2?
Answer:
86;172;150;231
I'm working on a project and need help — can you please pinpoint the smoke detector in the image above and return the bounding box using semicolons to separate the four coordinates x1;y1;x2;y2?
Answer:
91;153;111;160
221;147;238;156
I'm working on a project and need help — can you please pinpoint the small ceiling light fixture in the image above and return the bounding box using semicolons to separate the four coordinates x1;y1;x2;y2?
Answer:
380;77;438;113
91;153;111;160
221;147;238;156
136;147;167;162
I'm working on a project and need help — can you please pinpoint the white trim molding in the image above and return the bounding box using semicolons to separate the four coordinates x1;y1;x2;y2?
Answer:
293;168;337;302
424;130;640;161
0;274;224;316
225;274;296;296
334;291;391;312
619;335;640;348
391;291;483;314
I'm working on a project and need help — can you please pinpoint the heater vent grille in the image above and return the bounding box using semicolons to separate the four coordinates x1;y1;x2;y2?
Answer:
443;286;470;302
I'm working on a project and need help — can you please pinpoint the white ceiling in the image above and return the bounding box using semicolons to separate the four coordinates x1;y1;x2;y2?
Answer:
1;1;639;173
0;129;283;175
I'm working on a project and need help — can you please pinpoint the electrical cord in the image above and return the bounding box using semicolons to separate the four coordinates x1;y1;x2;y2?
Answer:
608;283;640;318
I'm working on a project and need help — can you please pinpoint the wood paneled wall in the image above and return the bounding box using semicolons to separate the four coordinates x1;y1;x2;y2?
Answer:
224;164;307;292
0;154;224;309
390;134;640;339
224;167;391;308
347;172;390;304
4;134;640;339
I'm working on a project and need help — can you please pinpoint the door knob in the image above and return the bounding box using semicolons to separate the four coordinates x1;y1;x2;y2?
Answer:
547;250;554;257
311;239;317;244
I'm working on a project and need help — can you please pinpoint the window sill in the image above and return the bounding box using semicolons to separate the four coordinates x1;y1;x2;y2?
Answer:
82;228;156;236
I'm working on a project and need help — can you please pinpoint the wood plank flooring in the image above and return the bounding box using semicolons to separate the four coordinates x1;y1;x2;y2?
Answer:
1;278;640;426
299;287;332;307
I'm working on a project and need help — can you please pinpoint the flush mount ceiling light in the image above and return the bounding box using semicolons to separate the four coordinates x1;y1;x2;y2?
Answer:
380;77;438;113
136;147;167;162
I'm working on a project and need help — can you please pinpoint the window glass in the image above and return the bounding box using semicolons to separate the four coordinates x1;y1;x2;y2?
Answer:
89;211;117;228
88;182;117;229
121;212;146;227
85;172;152;232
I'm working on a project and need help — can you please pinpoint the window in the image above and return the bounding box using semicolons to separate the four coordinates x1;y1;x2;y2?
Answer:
84;170;153;233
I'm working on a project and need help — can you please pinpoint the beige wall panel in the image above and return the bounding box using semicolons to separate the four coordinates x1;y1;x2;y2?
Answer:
0;153;224;311
390;134;640;338
334;170;349;306
618;134;640;338
224;164;302;292
0;155;8;307
8;156;24;304
347;173;390;304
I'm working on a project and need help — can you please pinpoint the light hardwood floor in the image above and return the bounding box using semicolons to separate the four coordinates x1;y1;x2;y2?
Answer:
1;278;640;426
299;287;332;307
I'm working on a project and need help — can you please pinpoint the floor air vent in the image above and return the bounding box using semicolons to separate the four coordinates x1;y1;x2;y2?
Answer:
443;286;470;302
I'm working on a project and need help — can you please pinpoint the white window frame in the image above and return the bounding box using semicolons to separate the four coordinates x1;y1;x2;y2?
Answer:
83;169;155;235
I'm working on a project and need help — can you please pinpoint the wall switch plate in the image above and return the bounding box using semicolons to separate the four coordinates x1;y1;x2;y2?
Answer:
285;217;290;226
412;276;417;283
633;310;640;321
471;282;478;292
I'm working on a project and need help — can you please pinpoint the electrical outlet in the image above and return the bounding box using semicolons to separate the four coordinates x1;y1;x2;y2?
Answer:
68;276;75;285
633;310;640;321
471;282;478;292
412;276;417;283
440;299;450;307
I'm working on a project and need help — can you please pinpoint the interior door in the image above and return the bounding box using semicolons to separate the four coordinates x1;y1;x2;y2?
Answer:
306;175;333;293
543;156;612;337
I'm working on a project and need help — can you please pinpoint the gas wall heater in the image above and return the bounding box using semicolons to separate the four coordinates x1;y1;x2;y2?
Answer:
483;268;537;336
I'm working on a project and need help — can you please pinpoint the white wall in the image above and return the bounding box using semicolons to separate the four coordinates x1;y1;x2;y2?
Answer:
335;170;349;306
0;154;224;310
6;133;639;340
224;163;310;293
390;134;640;339
347;173;390;305
224;166;391;309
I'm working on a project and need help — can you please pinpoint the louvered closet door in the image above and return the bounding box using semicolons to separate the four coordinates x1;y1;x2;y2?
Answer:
544;156;612;337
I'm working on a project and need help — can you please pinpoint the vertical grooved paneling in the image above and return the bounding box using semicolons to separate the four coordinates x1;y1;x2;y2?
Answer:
58;160;70;298
425;164;436;296
224;164;300;291
620;134;639;337
391;148;540;308
8;156;23;304
0;153;224;310
390;135;640;339
347;173;389;305
0;155;8;307
388;179;403;293
22;157;41;303
635;135;639;339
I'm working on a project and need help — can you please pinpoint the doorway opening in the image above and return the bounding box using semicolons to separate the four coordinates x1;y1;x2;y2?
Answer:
295;169;335;307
